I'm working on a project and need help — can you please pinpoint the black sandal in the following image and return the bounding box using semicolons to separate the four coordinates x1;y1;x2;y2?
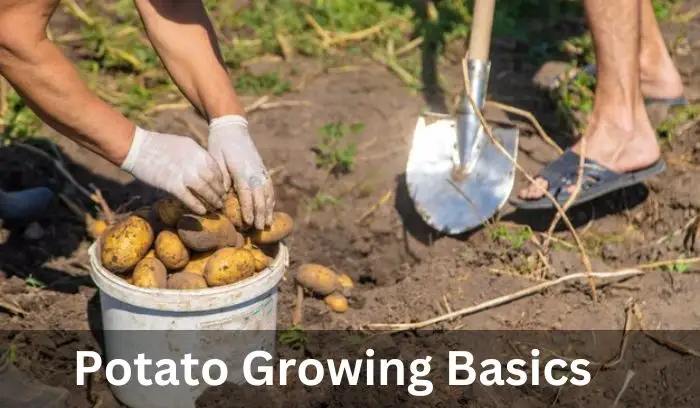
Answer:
510;149;665;210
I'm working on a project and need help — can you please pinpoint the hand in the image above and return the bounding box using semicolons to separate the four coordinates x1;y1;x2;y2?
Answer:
207;115;274;230
121;126;227;214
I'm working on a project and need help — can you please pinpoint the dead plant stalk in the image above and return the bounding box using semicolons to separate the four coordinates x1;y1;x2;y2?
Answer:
459;57;597;301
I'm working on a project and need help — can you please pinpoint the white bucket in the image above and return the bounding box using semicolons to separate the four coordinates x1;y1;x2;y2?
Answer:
88;240;289;408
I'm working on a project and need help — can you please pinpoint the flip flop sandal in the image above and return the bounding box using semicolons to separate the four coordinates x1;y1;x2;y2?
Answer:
509;149;666;210
554;63;688;107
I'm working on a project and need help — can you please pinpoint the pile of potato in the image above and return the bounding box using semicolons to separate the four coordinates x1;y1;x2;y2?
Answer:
98;192;294;290
295;263;354;313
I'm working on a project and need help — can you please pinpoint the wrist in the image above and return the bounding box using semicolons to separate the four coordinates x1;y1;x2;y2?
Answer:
120;126;147;172
209;114;248;129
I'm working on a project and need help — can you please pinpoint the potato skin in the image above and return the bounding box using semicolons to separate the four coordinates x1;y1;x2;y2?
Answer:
249;248;272;272
101;215;154;273
324;293;349;313
154;198;186;228
177;213;244;251
250;212;294;244
131;257;167;289
181;250;215;276
155;230;190;270
337;274;354;289
295;264;340;296
167;272;208;290
222;192;245;230
204;247;256;287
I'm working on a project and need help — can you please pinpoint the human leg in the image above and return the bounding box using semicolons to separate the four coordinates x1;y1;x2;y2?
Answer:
513;0;663;208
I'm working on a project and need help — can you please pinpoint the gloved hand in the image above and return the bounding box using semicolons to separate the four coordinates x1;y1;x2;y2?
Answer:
120;126;227;214
207;115;274;230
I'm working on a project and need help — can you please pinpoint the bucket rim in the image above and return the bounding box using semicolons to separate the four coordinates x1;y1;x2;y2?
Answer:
88;238;289;312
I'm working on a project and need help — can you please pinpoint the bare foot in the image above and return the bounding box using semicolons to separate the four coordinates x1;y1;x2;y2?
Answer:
517;107;661;201
640;50;685;100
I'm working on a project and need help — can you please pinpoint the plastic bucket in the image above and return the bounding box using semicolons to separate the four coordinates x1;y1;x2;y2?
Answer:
88;239;289;408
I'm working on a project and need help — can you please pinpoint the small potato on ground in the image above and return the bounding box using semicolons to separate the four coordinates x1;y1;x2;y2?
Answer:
101;215;154;273
131;257;167;289
177;213;243;252
155;230;190;270
249;212;294;245
337;274;354;289
295;264;341;296
167;272;208;290
204;247;256;287
324;293;349;313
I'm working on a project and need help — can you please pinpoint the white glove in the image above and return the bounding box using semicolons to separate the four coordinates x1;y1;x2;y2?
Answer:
121;126;226;214
207;115;274;230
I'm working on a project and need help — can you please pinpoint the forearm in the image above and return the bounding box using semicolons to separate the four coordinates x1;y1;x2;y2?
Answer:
0;40;136;165
134;0;245;121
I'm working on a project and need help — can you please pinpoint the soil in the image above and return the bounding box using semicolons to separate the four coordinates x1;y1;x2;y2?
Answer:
2;2;700;408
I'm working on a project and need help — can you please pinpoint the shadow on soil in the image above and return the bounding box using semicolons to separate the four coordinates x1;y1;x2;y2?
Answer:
395;168;650;245
0;137;161;298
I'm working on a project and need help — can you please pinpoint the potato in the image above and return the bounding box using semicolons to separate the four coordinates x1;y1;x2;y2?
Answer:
204;247;256;287
222;191;245;230
295;264;341;296
167;272;208;290
133;206;165;235
177;213;244;252
131;257;167;289
144;249;156;259
125;276;134;285
155;230;190;270
249;248;272;272
337;274;354;289
154;197;186;228
87;216;108;240
181;250;215;276
101;215;154;273
250;212;294;245
324;293;349;313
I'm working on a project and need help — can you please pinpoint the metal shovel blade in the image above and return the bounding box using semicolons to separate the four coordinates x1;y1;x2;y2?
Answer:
406;115;519;235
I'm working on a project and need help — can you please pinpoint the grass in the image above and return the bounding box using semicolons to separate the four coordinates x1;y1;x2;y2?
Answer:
0;0;689;145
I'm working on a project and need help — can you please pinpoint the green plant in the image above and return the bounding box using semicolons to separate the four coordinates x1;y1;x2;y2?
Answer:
279;325;307;349
235;72;291;96
489;224;533;249
1;90;43;145
314;122;363;174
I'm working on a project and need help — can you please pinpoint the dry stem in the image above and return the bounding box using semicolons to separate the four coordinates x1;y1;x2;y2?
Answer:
367;268;644;331
459;58;596;299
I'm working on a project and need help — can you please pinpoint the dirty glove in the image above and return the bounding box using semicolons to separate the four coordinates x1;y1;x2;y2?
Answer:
207;115;274;230
121;126;227;214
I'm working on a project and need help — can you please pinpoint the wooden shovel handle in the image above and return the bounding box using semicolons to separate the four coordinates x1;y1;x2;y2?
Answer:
467;0;496;61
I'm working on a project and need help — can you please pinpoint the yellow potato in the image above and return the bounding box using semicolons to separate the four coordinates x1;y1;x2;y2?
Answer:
131;257;167;289
87;215;108;240
154;197;186;228
101;215;154;273
204;247;256;287
249;212;294;245
222;191;245;230
337;274;354;289
249;248;272;272
324;293;349;313
155;230;190;270
144;249;156;259
167;272;208;290
177;213;244;252
295;264;341;296
181;250;215;276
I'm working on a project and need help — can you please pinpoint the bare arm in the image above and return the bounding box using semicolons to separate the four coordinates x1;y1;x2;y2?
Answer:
0;0;136;165
132;0;246;120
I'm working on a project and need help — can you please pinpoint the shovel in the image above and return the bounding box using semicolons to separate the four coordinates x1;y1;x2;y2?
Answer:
405;0;519;235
